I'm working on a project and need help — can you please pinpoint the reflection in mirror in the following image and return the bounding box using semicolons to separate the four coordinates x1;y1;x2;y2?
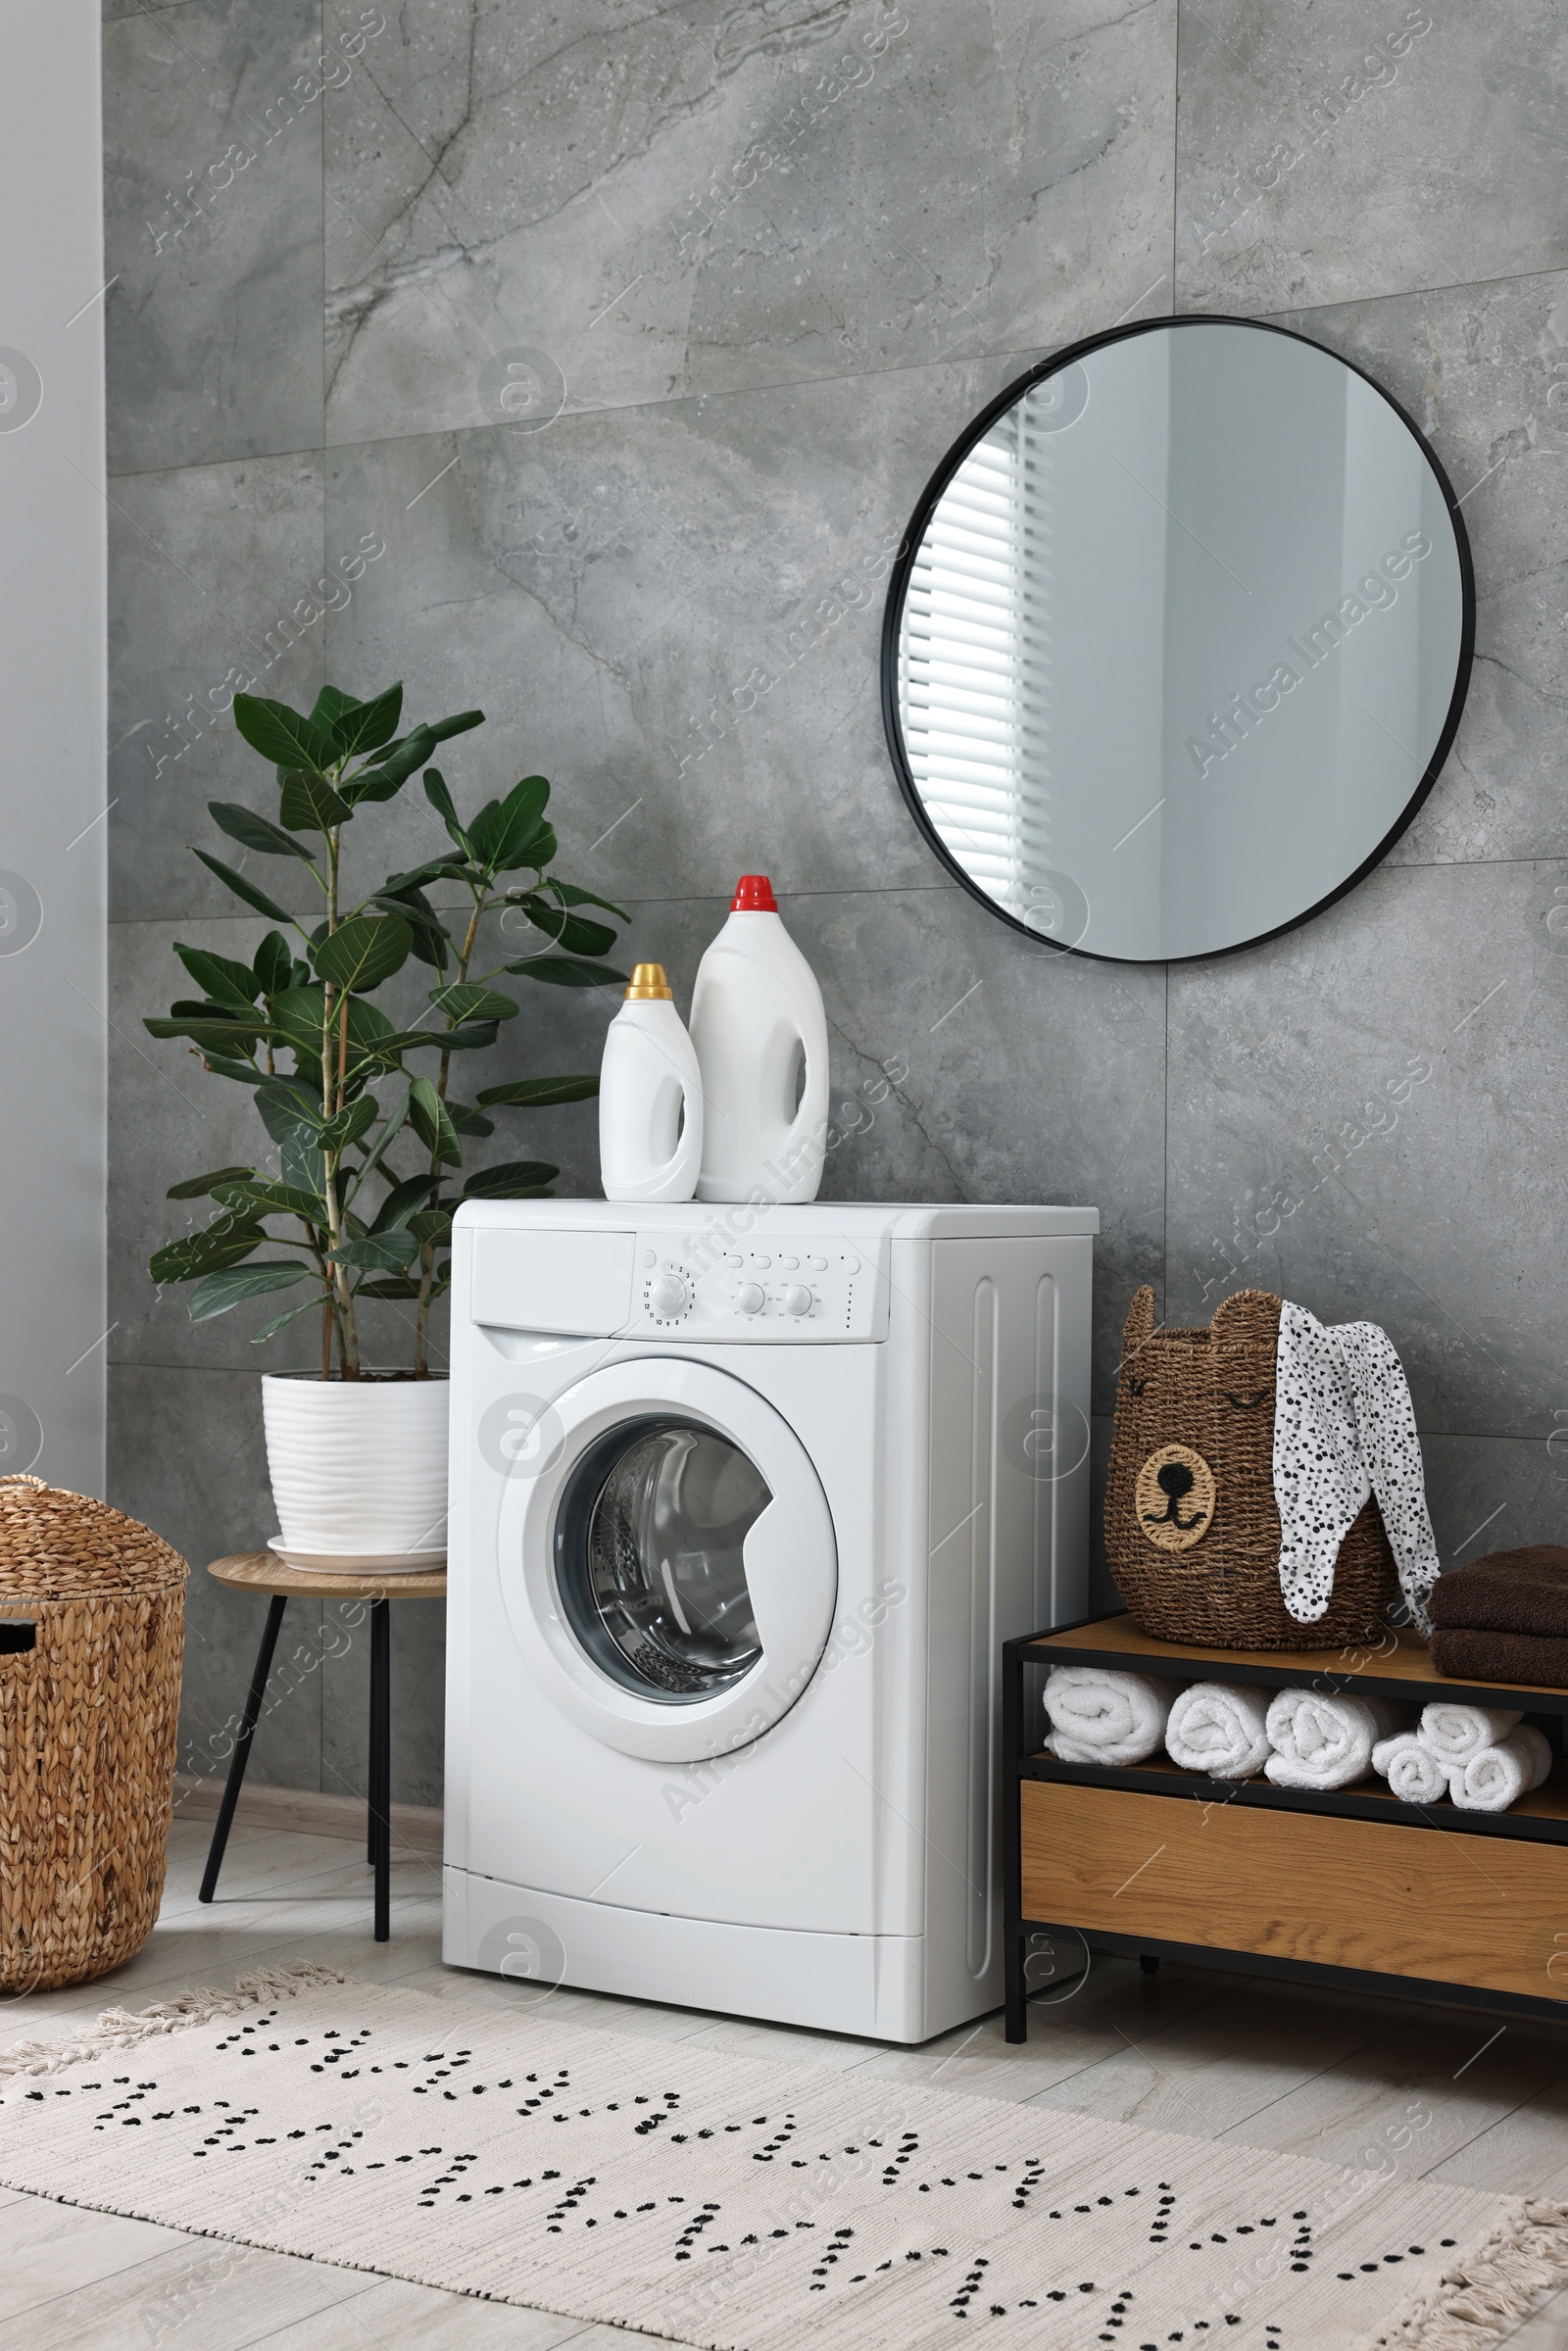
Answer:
887;319;1472;962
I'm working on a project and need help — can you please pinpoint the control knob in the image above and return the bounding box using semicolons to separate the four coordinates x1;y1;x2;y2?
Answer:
735;1282;766;1316
782;1285;813;1317
648;1272;691;1318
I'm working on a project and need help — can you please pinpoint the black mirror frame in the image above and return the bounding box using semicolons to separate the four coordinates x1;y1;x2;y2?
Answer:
880;313;1477;966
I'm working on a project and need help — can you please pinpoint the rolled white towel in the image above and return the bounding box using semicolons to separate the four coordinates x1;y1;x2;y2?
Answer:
1043;1666;1173;1765
1164;1682;1272;1780
1264;1690;1407;1789
1450;1726;1554;1814
1418;1700;1523;1767
1372;1730;1452;1805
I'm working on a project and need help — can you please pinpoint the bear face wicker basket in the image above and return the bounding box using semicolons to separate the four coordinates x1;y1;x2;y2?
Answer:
1105;1286;1397;1650
0;1474;188;1992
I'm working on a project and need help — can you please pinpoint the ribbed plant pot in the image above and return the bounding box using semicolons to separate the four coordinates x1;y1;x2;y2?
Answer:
261;1373;449;1558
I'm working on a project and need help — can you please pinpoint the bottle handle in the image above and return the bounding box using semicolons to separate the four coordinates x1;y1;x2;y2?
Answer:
776;1020;824;1183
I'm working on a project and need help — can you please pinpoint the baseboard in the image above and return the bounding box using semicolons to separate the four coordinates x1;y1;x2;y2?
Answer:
172;1772;444;1859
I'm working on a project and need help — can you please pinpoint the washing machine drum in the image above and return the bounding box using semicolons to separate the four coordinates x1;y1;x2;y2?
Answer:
498;1360;838;1762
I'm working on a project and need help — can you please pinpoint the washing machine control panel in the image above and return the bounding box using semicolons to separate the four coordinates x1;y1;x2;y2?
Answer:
630;1232;889;1341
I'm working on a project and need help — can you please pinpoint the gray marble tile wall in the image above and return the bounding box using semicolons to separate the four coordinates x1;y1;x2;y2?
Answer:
103;0;1568;1805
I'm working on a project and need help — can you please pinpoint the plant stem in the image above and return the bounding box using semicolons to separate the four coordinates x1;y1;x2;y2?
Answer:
412;889;488;1379
319;819;360;1378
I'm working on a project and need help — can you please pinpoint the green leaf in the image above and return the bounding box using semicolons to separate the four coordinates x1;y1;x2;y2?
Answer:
436;1021;499;1052
329;1231;419;1272
211;1177;327;1221
278;767;353;833
504;820;556;871
271;987;398;1072
319;1093;379;1154
346;724;438;804
313;914;413;993
408;1207;453;1246
548;883;631;919
355;1276;423;1300
369;1172;438;1233
201;1052;269;1084
250;1291;329;1345
252;931;294;1000
166;1165;255;1200
447;1101;495;1136
484;775;552;870
231;694;342;774
144;1013;265;1055
421;765;471;855
409;1073;462;1168
370;887;450;972
429;982;519;1025
188;1261;310;1322
384;857;471;894
475;1073;600;1108
506;897;618;957
330;682;403;759
207;801;320;865
150;1219;266;1283
172;943;263;1009
427;709;485;746
462;1159;560;1199
192;850;292;924
256;1076;325;1136
309;686;359;730
507;955;626;990
467;798;503;861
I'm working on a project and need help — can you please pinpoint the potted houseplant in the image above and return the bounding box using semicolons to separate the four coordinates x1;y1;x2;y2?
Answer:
145;684;627;1560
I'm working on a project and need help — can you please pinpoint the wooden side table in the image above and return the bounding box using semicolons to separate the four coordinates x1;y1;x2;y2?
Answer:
199;1552;447;1941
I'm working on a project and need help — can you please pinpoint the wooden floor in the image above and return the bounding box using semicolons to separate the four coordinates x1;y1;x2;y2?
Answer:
5;1814;1568;2348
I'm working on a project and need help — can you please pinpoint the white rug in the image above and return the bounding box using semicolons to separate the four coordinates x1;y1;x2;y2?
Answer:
2;1967;1564;2351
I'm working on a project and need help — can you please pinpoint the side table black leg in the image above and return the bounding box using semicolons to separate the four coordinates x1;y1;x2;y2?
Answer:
1004;1925;1027;2042
369;1596;391;1941
200;1594;287;1904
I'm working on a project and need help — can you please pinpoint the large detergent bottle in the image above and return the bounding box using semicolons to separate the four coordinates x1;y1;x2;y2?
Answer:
689;875;828;1203
598;963;704;1202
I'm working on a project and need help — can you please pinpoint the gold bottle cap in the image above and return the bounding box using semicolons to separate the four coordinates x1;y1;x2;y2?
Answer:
624;961;673;1001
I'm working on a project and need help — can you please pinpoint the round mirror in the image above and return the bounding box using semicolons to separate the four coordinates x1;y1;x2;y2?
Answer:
883;317;1474;963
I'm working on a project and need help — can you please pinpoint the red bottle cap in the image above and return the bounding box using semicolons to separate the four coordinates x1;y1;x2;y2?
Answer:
730;873;777;911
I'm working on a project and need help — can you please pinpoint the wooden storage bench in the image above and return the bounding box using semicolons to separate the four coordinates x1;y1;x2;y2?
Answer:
1003;1614;1568;2039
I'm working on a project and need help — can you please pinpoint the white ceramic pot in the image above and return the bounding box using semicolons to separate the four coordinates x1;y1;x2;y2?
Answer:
261;1373;450;1558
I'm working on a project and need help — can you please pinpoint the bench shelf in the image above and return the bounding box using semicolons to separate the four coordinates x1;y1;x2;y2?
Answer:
1003;1613;1568;2038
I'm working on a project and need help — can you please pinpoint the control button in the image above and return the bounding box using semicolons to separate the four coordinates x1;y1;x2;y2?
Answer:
779;1254;799;1270
648;1272;691;1318
840;1252;860;1274
808;1254;827;1272
725;1253;743;1269
641;1249;657;1268
735;1283;766;1316
783;1285;813;1317
753;1254;771;1269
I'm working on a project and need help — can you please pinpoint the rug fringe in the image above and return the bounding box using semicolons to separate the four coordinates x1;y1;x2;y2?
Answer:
0;1963;353;2081
1370;2199;1568;2349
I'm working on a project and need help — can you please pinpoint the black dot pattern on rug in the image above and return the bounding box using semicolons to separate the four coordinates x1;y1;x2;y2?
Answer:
0;2000;1494;2351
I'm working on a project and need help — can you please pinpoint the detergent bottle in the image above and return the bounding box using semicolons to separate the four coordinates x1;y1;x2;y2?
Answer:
689;876;828;1203
598;964;704;1202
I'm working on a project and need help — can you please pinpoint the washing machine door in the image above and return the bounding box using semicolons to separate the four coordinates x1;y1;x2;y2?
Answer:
495;1359;838;1762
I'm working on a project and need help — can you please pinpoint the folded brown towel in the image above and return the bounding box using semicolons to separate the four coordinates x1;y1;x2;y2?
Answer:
1430;1625;1568;1690
1428;1544;1568;1639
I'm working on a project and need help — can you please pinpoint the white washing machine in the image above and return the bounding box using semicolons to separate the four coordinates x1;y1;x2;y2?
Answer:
443;1200;1096;2042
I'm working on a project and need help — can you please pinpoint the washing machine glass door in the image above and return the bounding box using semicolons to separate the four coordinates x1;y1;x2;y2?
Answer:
559;1419;766;1700
497;1358;838;1762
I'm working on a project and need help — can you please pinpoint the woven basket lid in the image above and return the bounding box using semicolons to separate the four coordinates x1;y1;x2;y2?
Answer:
0;1474;188;1598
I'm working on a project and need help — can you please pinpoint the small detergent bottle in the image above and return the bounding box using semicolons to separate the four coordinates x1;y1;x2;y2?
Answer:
689;875;828;1203
598;963;704;1202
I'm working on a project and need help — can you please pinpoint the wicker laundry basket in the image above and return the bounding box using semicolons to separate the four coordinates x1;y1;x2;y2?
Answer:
0;1474;188;1992
1105;1286;1397;1651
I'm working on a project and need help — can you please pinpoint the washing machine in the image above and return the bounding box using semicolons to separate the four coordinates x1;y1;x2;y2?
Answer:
442;1199;1096;2042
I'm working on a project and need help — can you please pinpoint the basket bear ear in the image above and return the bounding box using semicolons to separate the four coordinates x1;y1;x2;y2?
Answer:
1210;1288;1283;1351
1120;1285;1157;1363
